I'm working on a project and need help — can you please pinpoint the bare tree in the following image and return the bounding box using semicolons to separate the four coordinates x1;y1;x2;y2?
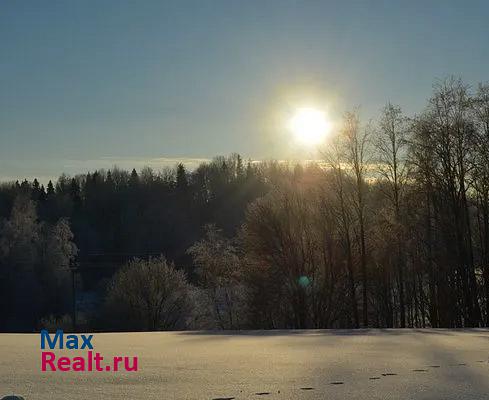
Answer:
472;83;489;326
243;175;344;329
342;111;371;326
376;103;410;327
410;78;481;327
323;138;359;328
104;257;195;330
188;224;247;329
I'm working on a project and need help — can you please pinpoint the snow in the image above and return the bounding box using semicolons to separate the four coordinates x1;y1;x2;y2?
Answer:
1;329;488;399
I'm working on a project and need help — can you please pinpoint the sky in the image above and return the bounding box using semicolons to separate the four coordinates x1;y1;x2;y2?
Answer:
1;0;489;181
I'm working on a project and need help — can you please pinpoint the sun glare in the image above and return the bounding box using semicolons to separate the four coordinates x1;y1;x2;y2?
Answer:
289;107;331;146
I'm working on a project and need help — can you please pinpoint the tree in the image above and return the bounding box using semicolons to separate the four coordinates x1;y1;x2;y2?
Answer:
342;111;371;326
38;219;78;316
410;78;481;327
473;83;489;326
0;195;77;330
0;195;39;267
129;168;139;187
176;163;188;191
323;137;360;328
46;180;55;196
376;103;410;327
243;178;344;329
188;224;246;329
104;257;196;331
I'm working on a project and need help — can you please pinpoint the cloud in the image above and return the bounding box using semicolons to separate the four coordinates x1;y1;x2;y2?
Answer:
61;156;211;171
1;156;385;185
0;156;211;184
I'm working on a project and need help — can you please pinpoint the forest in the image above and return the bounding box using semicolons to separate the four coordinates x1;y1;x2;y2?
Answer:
1;77;489;331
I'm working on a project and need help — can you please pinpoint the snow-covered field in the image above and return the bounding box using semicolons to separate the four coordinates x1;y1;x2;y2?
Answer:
1;329;488;399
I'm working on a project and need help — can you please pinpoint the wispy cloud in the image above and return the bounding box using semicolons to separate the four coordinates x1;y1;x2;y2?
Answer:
60;156;211;171
0;156;211;184
1;156;385;185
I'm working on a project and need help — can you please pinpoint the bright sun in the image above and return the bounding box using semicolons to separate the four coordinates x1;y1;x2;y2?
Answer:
289;107;331;145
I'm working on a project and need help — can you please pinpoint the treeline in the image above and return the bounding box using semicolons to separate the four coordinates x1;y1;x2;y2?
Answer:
1;77;489;331
0;154;267;330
